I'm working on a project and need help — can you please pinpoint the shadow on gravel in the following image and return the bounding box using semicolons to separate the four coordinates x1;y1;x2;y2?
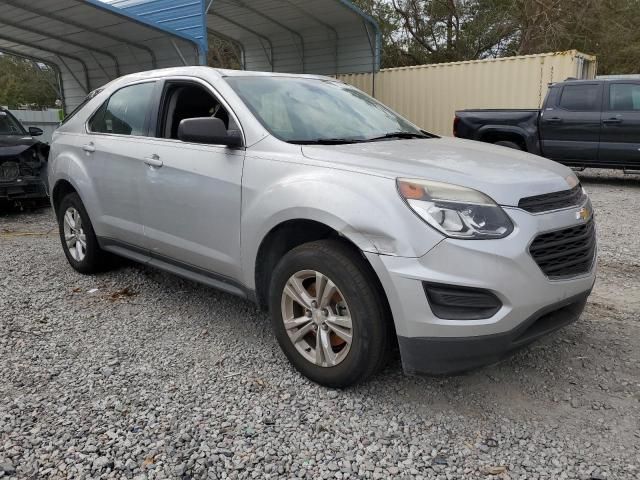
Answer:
0;200;51;218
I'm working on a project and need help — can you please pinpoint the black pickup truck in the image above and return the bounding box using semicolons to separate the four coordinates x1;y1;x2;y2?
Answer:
454;79;640;171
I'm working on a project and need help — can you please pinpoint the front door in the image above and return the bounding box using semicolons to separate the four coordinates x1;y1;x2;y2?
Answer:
139;79;245;281
540;82;603;164
599;82;640;168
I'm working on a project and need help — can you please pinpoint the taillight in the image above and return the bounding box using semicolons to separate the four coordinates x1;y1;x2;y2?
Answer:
453;116;460;137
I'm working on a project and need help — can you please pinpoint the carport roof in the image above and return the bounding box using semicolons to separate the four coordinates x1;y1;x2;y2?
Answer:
0;0;202;111
103;0;381;76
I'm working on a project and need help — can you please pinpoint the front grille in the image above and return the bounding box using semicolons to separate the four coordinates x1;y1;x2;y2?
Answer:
0;160;20;182
518;185;585;213
529;220;596;279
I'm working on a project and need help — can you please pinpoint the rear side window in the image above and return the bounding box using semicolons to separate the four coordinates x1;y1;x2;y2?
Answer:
558;84;601;112
89;82;155;136
609;83;640;111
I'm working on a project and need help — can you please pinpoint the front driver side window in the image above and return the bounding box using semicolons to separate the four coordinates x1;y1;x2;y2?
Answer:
89;82;155;136
157;82;239;141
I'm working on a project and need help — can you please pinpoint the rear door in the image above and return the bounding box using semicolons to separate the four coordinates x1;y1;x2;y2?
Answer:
84;81;157;248
599;82;640;168
539;82;603;163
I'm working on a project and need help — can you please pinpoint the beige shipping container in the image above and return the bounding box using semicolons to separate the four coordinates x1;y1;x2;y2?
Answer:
338;50;597;136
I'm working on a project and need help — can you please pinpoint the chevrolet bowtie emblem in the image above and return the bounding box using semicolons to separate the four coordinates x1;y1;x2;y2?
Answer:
576;206;591;221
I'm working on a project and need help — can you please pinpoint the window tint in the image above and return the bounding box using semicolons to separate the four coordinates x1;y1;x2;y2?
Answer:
559;84;601;111
610;83;640;111
89;82;155;136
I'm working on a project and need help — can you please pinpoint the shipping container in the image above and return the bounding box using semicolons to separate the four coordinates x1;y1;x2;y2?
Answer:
338;50;597;136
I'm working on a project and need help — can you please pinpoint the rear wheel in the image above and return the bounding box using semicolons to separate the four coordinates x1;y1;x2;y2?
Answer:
57;192;107;274
269;240;391;388
494;140;523;150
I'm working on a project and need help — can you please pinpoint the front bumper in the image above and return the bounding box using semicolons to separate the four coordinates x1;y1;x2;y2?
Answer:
366;203;596;375
0;177;48;200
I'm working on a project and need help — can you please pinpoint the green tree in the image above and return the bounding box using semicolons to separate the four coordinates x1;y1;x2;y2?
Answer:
0;54;59;108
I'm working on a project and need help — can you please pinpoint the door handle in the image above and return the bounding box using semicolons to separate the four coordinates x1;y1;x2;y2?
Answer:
545;117;563;124
603;117;623;125
82;143;96;153
143;154;163;168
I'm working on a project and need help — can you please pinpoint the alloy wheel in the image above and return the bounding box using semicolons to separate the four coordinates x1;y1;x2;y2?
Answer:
63;207;87;262
280;270;353;367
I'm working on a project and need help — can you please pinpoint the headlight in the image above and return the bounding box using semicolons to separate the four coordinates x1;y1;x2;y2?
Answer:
397;178;514;239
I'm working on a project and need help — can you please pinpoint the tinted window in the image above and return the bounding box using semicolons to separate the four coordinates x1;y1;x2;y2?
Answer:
89;82;155;136
610;83;640;111
559;84;601;111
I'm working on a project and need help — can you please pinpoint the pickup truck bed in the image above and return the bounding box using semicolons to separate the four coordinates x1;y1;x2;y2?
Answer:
454;79;640;170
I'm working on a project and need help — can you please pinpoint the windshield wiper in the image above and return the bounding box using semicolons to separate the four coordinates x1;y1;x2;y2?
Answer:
289;138;365;145
365;132;432;142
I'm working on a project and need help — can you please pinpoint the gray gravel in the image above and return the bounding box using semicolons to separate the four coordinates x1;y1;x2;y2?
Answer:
1;169;639;479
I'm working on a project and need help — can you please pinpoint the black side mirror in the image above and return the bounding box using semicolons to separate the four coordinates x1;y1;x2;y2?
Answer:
28;126;44;137
178;117;243;147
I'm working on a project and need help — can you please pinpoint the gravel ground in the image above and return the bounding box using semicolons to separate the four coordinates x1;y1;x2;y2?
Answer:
1;169;639;480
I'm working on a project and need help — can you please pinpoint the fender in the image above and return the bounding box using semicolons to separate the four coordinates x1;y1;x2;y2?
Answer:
476;124;542;156
49;135;104;234
239;157;444;289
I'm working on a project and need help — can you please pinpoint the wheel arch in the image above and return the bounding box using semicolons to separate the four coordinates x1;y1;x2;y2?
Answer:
253;218;376;310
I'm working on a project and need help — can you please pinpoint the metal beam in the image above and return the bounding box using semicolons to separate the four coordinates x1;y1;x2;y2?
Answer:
222;0;305;72
0;33;91;93
0;0;157;68
209;12;273;70
0;18;120;78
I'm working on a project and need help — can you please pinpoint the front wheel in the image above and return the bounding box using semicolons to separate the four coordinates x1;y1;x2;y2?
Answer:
269;240;392;388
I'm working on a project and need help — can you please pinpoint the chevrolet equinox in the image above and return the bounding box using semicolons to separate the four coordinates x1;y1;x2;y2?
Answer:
48;67;597;387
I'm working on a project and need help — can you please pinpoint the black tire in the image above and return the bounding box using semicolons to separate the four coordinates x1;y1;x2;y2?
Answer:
269;239;392;388
57;192;107;274
494;140;523;150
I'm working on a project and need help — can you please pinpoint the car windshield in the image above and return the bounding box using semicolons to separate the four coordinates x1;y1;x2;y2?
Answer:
225;76;428;144
0;111;26;135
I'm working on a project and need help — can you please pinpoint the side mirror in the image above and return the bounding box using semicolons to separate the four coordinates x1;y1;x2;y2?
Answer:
28;126;44;137
178;117;243;147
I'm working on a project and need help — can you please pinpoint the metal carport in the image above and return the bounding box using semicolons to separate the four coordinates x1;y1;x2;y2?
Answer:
103;0;381;76
0;0;203;111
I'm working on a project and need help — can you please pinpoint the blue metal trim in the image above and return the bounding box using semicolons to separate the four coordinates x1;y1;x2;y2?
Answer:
335;0;381;71
84;0;207;65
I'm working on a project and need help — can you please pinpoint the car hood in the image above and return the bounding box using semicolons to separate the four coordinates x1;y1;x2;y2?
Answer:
0;135;40;157
301;137;575;207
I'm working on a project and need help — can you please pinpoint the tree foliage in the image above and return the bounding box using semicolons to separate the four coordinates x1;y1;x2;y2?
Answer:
353;0;640;74
0;54;59;108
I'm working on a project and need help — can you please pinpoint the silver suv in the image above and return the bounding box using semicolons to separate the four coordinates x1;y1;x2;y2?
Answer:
49;67;597;387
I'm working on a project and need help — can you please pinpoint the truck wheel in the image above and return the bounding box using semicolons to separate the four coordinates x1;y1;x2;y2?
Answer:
494;140;523;150
269;240;392;388
57;192;108;274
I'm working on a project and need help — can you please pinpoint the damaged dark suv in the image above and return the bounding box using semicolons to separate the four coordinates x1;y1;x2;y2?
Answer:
0;108;49;204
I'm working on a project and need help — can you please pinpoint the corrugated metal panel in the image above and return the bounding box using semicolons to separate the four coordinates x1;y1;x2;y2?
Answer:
101;0;207;55
339;51;597;136
206;0;380;75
